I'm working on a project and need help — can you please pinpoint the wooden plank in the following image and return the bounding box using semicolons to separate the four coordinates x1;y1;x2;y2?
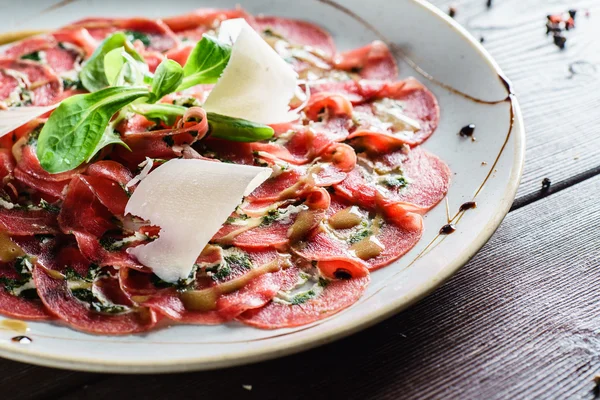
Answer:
0;359;95;400
427;0;600;201
52;172;600;399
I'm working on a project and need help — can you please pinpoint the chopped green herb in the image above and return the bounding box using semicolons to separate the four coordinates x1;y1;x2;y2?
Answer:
380;175;409;189
39;199;60;213
261;209;280;226
348;228;372;244
224;253;253;270
290;290;316;305
21;51;42;62
62;77;84;91
71;288;95;303
64;267;84;281
208;264;231;281
318;277;329;288
225;213;250;224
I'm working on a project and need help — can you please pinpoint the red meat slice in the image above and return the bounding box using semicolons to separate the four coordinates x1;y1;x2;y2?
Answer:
335;147;450;213
68;17;179;53
247;142;355;204
333;40;398;80
0;208;58;235
3;29;96;73
348;78;439;148
214;188;330;249
164;8;256;41
0;59;62;106
33;246;158;334
294;195;423;272
13;142;83;202
0;262;52;320
254;16;336;58
238;266;370;329
120;248;289;323
116;113;209;169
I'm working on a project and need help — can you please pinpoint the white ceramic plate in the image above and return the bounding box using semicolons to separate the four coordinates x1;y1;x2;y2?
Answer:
0;0;524;372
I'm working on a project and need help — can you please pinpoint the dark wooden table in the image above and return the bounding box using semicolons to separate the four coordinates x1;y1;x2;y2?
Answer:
3;1;600;399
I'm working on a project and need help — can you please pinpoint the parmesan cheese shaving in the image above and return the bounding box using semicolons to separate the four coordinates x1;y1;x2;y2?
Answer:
203;19;299;124
125;159;272;282
0;105;58;138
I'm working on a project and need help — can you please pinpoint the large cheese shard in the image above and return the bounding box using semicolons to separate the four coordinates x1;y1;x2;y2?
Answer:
125;159;272;282
0;105;58;138
202;19;299;124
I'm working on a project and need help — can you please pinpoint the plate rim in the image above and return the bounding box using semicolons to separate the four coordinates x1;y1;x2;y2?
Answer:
0;0;526;373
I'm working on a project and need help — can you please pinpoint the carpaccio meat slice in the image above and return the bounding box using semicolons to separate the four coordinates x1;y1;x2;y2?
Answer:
33;245;158;334
2;29;96;76
333;41;398;80
0;235;53;320
67;17;179;53
334;146;451;213
120;246;291;323
293;194;423;273
115;111;209;168
214;188;330;250
0;236;54;320
247;143;356;204
348;78;440;148
164;8;256;41
12;131;84;202
254;16;336;58
238;264;370;329
0;59;62;107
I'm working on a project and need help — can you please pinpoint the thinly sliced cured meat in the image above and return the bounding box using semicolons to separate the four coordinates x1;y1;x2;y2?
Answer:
33;246;158;334
214;188;330;249
0;207;58;235
120;247;290;323
68;17;179;53
0;59;62;107
164;8;256;41
0;236;54;320
255;16;335;58
333;40;398;80
334;147;450;213
116;110;209;168
2;29;95;76
13;141;82;201
247;143;355;204
294;195;423;272
0;261;52;320
348;78;440;148
238;265;369;329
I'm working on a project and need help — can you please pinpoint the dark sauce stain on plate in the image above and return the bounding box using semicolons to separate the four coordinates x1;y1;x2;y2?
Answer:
459;201;477;211
439;224;456;235
11;335;32;344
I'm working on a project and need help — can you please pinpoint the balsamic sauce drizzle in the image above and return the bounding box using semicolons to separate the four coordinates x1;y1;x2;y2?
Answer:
11;336;32;344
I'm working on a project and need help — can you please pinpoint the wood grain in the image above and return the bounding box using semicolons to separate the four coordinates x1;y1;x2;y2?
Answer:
53;174;600;400
429;0;600;202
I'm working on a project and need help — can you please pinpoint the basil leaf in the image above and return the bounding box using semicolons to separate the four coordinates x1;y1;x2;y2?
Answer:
104;47;145;87
80;32;146;92
177;36;231;91
87;127;130;163
150;59;184;102
37;87;150;173
207;112;274;142
131;103;186;125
